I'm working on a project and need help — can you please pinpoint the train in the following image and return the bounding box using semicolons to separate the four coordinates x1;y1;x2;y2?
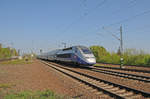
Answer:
37;45;96;66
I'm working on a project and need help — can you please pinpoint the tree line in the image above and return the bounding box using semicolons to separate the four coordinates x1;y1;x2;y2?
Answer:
90;46;150;66
0;44;18;59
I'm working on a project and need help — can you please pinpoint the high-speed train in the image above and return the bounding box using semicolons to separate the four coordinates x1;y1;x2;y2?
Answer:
37;45;96;66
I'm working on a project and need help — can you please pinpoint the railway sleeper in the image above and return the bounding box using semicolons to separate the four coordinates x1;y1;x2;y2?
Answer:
125;94;142;99
107;87;120;91
136;77;144;80
95;91;104;95
89;79;99;83
90;89;98;93
147;79;150;81
98;82;105;85
101;85;114;89
98;83;109;86
114;89;126;94
94;92;111;99
131;76;138;78
143;78;148;80
99;94;111;98
118;91;134;97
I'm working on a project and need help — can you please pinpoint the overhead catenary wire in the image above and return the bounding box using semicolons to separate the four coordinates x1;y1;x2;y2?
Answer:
61;0;107;33
102;27;120;41
106;9;150;27
129;0;137;4
79;0;138;39
111;0;138;15
87;1;149;42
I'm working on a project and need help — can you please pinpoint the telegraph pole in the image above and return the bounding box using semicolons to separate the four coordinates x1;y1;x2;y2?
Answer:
120;26;124;68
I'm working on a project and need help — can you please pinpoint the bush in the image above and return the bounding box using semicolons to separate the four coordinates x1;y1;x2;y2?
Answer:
90;46;150;66
0;44;18;59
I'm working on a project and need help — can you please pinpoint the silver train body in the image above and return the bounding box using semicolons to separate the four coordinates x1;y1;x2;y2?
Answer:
37;45;96;66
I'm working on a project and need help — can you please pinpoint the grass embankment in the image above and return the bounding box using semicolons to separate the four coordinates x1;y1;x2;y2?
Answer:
0;58;33;65
0;83;16;89
0;84;66;99
90;46;150;66
4;90;65;99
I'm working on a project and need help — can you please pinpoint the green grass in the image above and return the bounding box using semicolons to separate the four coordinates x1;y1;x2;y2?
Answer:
0;83;16;89
94;64;102;66
4;90;66;99
0;59;32;65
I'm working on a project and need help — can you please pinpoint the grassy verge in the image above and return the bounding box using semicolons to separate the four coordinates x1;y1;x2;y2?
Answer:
3;90;66;99
0;84;67;99
0;59;32;65
94;64;102;66
0;83;16;89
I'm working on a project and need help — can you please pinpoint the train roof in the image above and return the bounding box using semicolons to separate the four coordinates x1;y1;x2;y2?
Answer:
39;45;89;55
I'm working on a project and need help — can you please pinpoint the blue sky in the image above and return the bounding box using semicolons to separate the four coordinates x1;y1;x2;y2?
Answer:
0;0;150;54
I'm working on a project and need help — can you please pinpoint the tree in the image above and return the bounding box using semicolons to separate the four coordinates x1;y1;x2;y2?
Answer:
90;45;110;62
0;43;2;49
0;44;18;59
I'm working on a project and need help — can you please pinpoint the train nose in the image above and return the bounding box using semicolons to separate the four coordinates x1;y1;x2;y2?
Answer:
86;57;96;63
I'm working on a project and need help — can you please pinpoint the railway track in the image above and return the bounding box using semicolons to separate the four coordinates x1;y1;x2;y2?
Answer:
89;67;150;83
41;60;150;99
94;66;150;73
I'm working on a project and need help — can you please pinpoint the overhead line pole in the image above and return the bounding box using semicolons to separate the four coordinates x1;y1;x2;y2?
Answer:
120;26;124;68
62;42;66;48
103;26;124;68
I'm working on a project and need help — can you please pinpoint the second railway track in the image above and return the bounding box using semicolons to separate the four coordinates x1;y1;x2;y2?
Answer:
41;60;150;99
94;66;150;73
89;67;150;83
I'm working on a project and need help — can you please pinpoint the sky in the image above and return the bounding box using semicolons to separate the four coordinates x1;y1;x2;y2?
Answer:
0;0;150;54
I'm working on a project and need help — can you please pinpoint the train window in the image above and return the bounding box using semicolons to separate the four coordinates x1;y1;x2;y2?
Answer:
57;53;71;58
74;48;77;53
75;50;77;53
79;47;92;54
62;47;72;51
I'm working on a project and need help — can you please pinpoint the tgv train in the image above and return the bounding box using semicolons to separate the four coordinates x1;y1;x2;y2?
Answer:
37;45;96;66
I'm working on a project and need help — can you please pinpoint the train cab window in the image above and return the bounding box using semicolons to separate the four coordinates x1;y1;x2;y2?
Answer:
74;48;77;53
79;47;92;54
75;50;77;53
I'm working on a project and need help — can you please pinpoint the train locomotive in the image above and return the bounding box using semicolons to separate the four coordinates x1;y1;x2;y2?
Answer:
37;45;96;66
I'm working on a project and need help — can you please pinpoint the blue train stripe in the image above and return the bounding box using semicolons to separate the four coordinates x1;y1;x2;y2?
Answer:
71;53;94;65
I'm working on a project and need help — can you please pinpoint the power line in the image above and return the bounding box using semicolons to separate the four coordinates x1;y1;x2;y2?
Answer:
102;27;120;41
111;0;138;16
82;0;88;16
107;9;150;27
62;0;107;33
126;24;150;33
129;0;137;4
80;1;138;39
